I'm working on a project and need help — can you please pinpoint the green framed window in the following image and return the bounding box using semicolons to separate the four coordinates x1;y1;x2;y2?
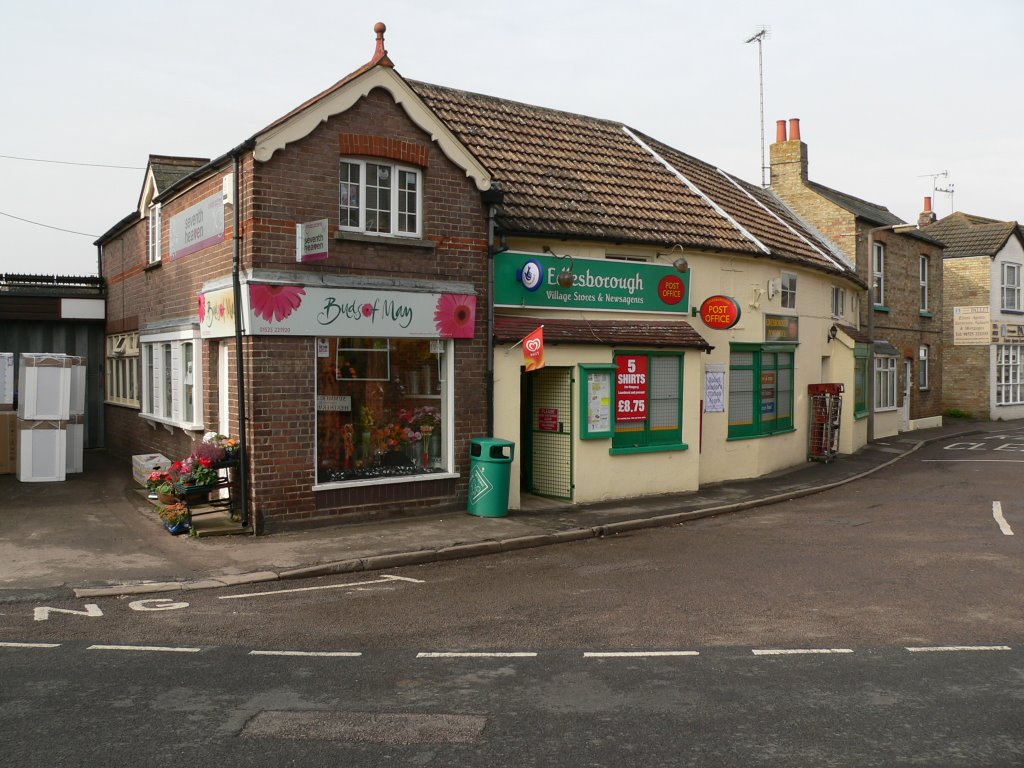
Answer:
728;343;795;439
611;351;686;454
853;344;869;418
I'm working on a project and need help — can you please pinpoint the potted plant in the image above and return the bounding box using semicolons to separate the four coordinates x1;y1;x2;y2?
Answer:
157;502;191;535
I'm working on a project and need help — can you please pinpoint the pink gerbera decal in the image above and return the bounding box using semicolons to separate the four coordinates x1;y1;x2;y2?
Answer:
433;293;476;338
197;295;206;323
361;303;374;318
250;284;306;323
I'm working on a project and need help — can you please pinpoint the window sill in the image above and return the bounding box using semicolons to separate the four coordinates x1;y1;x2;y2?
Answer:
609;443;688;455
144;260;162;272
919;311;934;318
335;230;436;251
139;413;204;433
313;471;458;492
726;427;797;441
874;406;899;413
105;400;141;410
872;304;891;313
1000;308;1024;315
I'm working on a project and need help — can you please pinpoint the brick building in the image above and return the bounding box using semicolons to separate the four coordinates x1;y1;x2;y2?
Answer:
96;24;875;528
770;119;945;437
921;210;1024;419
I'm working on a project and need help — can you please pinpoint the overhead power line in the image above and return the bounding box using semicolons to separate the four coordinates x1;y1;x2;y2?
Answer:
0;209;98;237
0;153;144;170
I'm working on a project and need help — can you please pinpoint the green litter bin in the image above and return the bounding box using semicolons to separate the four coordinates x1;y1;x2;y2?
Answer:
468;437;515;517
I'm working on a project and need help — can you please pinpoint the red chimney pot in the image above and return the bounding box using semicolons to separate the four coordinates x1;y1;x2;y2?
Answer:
923;196;932;212
788;118;801;142
776;120;787;143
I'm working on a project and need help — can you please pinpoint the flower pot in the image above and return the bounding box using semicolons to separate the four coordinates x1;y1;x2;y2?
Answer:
164;520;191;535
157;491;177;505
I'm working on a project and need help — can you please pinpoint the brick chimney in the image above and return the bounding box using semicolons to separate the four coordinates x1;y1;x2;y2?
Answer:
918;196;937;227
769;117;808;190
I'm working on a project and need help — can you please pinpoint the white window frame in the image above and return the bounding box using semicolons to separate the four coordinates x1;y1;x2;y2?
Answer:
339;158;422;238
874;355;897;410
919;255;929;312
781;272;797;309
104;332;140;408
996;345;1024;405
148;203;162;264
919;345;929;390
139;329;203;430
831;286;845;318
872;242;885;307
1001;262;1021;311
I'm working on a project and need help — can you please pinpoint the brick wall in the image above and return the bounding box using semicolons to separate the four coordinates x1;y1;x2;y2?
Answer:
941;255;990;416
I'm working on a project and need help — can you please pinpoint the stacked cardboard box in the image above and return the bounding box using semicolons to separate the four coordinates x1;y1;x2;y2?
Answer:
16;353;84;482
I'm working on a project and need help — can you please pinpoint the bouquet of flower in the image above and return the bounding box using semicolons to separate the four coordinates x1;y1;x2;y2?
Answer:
169;455;219;487
374;423;408;453
146;470;170;492
413;406;441;433
202;432;240;457
158;502;190;526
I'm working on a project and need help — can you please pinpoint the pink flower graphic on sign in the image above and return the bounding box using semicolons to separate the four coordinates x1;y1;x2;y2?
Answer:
361;303;374;318
197;295;206;324
433;293;476;338
250;284;306;323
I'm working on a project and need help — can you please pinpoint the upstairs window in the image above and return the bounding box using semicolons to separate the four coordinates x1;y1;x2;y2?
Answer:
339;159;422;238
872;242;886;307
781;272;797;309
147;203;162;264
831;286;845;318
1002;262;1022;311
920;255;929;311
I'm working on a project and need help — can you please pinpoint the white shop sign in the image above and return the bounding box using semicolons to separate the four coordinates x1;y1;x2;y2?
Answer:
296;219;329;262
170;194;225;260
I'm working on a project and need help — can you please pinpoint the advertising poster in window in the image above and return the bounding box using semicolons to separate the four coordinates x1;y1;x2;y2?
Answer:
761;371;777;415
704;364;726;413
615;355;648;422
587;371;611;433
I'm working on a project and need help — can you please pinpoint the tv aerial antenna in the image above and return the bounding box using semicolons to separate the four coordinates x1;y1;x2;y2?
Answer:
918;170;955;214
745;26;771;187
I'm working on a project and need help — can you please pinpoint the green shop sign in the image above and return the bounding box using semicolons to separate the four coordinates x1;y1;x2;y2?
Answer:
494;252;690;314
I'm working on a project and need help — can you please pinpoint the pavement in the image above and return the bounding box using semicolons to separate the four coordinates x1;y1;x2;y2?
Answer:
0;417;1008;601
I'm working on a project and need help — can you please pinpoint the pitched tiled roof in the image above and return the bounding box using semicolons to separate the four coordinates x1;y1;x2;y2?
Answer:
150;155;208;193
409;81;857;282
922;211;1022;259
494;314;712;350
807;182;904;227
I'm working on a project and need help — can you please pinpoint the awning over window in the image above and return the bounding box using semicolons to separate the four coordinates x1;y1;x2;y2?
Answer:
494;314;712;350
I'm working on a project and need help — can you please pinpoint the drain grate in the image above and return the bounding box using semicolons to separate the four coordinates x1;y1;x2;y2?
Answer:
242;711;487;744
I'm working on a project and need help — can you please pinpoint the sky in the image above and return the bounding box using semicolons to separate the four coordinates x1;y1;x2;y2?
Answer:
1;0;1021;276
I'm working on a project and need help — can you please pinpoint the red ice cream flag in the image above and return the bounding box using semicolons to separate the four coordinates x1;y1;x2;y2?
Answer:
523;326;545;371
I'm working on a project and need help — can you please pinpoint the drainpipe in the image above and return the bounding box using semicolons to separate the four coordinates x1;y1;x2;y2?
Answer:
482;183;504;435
229;142;255;533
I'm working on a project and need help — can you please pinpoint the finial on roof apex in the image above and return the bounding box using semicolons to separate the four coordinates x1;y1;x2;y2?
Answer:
370;21;394;68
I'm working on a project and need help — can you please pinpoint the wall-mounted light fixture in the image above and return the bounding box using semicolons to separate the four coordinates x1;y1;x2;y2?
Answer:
542;246;575;288
826;324;838;343
658;243;690;273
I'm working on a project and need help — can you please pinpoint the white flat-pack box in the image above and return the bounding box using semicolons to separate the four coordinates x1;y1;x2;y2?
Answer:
17;419;66;482
132;453;171;487
17;354;71;421
68;356;87;416
0;353;13;409
66;414;84;474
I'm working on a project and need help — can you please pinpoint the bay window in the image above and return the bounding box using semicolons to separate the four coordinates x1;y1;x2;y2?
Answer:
874;355;897;410
996;345;1024;404
728;344;795;439
139;329;203;428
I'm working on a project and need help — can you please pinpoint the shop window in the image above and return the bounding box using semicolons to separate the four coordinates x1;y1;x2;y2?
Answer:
316;337;450;484
996;345;1024;404
728;344;795;439
853;344;868;418
105;332;140;408
139;330;203;429
339;159;421;238
874;355;897;410
611;352;684;452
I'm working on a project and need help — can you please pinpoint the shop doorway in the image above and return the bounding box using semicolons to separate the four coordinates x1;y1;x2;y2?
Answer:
521;366;573;501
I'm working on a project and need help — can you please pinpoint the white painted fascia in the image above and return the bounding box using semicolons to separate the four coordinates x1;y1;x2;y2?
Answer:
253;67;492;192
137;168;158;217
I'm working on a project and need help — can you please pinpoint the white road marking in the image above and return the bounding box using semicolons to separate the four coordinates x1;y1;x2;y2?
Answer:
905;646;1012;653
87;644;202;653
219;574;425;600
416;652;538;658
922;459;1024;463
0;642;61;649
752;648;854;656
249;650;362;657
583;651;699;658
993;501;1015;536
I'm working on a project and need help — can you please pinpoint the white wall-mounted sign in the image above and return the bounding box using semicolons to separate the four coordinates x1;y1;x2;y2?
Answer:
953;306;990;345
296;219;329;262
170;194;225;260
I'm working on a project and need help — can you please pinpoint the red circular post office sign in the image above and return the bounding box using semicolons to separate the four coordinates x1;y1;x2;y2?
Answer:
699;295;741;330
